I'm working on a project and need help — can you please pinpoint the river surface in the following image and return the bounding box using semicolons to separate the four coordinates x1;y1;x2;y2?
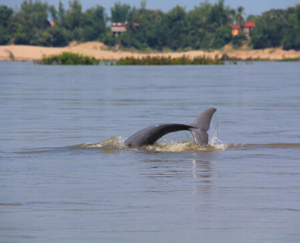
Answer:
1;61;300;242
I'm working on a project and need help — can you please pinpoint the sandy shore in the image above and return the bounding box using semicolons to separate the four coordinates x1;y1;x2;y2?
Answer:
0;41;299;61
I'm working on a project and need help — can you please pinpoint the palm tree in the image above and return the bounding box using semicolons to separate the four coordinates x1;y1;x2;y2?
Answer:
235;6;245;26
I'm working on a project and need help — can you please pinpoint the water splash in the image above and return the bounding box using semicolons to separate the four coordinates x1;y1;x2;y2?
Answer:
77;140;300;152
78;136;228;152
208;110;227;150
80;136;128;149
144;140;227;152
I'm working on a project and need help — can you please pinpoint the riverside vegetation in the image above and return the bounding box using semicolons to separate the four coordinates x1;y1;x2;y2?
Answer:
35;53;227;65
117;55;225;65
35;52;300;65
1;0;300;51
34;52;100;65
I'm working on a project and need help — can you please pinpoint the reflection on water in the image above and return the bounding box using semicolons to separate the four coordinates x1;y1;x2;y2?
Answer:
192;160;213;195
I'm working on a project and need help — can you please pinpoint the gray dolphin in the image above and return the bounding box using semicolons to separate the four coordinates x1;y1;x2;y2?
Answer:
124;107;217;148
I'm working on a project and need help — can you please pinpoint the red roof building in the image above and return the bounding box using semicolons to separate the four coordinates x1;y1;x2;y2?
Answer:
229;22;256;36
243;22;255;28
111;22;126;27
230;24;241;30
230;24;241;36
111;22;140;35
243;22;255;35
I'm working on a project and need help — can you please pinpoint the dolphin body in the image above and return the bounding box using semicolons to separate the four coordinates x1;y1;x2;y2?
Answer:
124;108;217;149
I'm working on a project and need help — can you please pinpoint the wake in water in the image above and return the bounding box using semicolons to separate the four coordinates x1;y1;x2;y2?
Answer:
17;140;300;155
75;135;228;153
73;138;300;153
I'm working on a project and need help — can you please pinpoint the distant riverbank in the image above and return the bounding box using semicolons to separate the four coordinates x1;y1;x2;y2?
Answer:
1;42;299;62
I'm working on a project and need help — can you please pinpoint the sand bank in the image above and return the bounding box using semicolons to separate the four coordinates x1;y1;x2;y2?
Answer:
0;42;299;61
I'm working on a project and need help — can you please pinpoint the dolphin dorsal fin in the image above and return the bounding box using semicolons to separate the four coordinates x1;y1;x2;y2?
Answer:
191;107;217;131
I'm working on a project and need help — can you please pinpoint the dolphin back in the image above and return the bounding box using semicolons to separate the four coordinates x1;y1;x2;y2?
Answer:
124;107;217;148
124;124;193;148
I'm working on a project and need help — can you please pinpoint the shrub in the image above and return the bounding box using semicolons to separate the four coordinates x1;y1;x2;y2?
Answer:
232;33;247;48
35;52;100;65
116;55;224;65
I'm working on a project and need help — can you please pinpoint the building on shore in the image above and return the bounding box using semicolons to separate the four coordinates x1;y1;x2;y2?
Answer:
111;22;140;36
230;24;242;36
230;22;255;37
243;22;255;36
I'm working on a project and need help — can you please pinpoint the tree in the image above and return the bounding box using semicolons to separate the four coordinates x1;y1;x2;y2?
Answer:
187;2;213;49
2;0;300;51
11;0;50;45
0;6;13;44
64;0;82;30
111;2;131;23
246;14;258;22
82;5;107;41
213;25;232;48
120;32;131;47
232;33;247;48
38;27;70;46
187;0;234;49
188;1;212;30
141;0;147;10
147;12;169;50
235;6;245;25
0;5;13;27
282;4;300;50
125;8;164;50
58;1;65;24
251;9;288;49
0;25;10;44
164;5;189;50
103;33;118;47
48;5;58;24
208;0;229;27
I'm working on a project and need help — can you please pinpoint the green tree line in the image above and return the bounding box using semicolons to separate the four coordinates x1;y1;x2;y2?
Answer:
0;0;299;50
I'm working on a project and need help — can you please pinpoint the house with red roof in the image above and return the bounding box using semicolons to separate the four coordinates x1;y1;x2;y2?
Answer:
243;22;255;36
111;22;140;36
230;24;241;36
230;22;255;37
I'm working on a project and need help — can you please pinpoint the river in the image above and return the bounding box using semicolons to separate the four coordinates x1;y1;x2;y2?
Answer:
1;61;300;242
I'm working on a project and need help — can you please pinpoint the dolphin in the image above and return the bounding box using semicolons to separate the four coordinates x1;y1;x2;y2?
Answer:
124;107;217;149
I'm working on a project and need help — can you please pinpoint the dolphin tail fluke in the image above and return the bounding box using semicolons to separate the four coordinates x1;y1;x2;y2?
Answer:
190;107;217;145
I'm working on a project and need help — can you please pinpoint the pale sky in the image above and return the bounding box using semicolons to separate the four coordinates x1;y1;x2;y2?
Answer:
1;0;299;17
